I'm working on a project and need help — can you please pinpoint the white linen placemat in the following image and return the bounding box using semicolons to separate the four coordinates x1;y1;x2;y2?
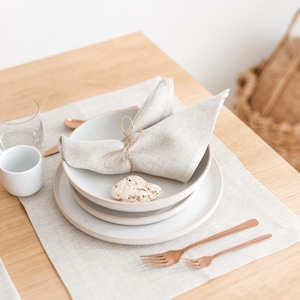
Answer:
0;258;21;300
19;77;300;300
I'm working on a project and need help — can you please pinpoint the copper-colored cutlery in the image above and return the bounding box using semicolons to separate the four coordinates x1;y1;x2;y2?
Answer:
141;219;271;268
183;233;272;269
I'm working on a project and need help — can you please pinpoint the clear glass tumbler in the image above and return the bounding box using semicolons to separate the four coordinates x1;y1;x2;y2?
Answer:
0;96;43;152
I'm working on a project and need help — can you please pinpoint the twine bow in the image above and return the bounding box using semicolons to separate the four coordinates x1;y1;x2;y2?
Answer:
104;116;142;171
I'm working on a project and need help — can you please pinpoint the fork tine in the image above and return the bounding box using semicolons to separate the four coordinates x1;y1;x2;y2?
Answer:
140;255;167;263
183;258;195;265
140;255;165;261
142;260;169;267
140;254;164;259
183;258;200;267
140;254;170;265
142;259;168;267
183;259;203;269
141;258;167;264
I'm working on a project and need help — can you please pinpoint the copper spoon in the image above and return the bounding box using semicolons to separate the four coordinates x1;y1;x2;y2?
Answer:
63;118;85;129
63;105;138;129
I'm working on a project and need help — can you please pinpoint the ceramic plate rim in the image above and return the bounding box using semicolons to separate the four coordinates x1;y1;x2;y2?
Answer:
54;158;223;245
67;147;211;212
70;183;197;226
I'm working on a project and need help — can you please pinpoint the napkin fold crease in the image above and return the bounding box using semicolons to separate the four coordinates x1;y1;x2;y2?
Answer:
60;78;229;182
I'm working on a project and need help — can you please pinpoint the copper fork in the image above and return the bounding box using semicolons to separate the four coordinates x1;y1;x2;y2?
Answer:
140;218;259;267
184;233;272;269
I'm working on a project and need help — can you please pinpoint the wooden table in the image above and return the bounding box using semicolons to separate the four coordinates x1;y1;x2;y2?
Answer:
0;32;300;299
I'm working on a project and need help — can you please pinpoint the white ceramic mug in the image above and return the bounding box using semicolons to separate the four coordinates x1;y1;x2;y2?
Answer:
0;145;43;197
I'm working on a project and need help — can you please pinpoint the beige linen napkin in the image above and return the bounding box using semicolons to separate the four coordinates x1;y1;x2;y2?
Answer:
132;77;174;131
60;78;229;182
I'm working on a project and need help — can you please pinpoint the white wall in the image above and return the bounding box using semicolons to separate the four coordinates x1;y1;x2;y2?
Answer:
0;1;299;109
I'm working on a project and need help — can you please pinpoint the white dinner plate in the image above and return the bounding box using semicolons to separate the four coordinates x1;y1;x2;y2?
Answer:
54;158;223;245
70;183;197;226
62;108;212;212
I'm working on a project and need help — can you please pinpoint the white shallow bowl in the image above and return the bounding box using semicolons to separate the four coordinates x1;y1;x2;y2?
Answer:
54;158;223;245
70;183;197;226
63;108;212;212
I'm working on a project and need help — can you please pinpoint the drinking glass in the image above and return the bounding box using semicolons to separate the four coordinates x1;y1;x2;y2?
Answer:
0;96;43;152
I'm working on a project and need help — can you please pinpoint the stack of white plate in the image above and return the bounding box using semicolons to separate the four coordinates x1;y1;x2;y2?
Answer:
53;109;223;245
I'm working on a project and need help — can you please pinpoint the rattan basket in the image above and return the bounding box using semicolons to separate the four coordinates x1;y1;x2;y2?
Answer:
234;10;300;172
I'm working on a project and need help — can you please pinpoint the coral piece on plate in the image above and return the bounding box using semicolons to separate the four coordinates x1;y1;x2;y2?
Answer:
111;175;162;202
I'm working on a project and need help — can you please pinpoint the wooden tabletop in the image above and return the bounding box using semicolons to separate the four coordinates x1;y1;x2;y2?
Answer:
0;32;300;299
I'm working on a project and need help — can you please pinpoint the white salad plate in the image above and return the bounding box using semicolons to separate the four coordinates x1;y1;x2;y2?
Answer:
62;108;212;212
54;158;223;245
70;183;197;226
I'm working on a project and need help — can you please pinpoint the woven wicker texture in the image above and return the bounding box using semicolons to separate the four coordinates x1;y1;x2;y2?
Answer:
234;10;300;171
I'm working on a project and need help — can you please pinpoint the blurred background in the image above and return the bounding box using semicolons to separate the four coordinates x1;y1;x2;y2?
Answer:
0;0;299;109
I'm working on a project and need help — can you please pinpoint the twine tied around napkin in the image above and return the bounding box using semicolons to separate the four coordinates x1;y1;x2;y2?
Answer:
60;78;229;182
104;116;143;171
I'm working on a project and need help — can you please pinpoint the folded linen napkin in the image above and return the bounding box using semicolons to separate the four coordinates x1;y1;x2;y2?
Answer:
132;77;174;131
60;78;229;182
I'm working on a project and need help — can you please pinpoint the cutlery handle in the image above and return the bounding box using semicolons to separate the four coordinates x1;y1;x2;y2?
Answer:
44;145;59;157
213;233;272;258
183;218;259;252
